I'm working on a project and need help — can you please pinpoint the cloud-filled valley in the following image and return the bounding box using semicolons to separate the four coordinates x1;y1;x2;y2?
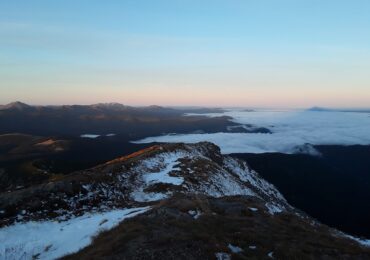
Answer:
134;110;370;154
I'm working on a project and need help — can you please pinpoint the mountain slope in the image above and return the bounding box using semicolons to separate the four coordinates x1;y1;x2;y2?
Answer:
66;194;370;260
0;142;291;225
0;142;369;259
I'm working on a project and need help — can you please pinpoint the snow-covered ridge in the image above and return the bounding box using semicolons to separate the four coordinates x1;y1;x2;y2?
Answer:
0;142;290;228
1;141;369;259
0;142;293;259
123;143;290;214
0;142;292;259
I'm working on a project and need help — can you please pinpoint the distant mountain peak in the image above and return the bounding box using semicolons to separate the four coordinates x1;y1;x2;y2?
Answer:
307;106;331;112
92;102;127;108
0;101;31;110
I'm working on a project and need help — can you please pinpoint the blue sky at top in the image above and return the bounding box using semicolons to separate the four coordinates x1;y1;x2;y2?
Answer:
0;0;370;107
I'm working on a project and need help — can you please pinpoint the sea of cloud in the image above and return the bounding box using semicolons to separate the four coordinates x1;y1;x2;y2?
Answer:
133;109;370;154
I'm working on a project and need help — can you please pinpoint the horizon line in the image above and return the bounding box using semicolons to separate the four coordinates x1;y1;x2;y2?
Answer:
2;101;370;111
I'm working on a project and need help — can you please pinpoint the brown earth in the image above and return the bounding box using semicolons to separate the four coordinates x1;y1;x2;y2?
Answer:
64;194;370;260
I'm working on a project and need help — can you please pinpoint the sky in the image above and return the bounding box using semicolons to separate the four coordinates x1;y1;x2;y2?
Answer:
0;0;370;107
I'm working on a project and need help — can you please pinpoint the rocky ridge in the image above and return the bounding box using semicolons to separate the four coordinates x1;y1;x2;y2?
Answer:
0;142;369;259
0;142;291;225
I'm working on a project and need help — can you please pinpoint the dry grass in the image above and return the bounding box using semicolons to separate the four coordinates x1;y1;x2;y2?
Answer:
63;194;370;260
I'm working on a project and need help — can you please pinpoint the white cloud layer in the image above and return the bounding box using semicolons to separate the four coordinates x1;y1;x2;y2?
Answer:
134;110;370;154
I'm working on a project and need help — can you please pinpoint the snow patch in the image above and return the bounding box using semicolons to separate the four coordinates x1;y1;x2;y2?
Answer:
265;203;284;215
215;252;231;260
224;157;287;203
131;191;168;202
191;168;255;198
142;159;183;186
80;134;100;138
0;207;150;260
130;151;190;202
81;134;116;138
188;210;202;219
341;233;370;247
228;244;243;253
